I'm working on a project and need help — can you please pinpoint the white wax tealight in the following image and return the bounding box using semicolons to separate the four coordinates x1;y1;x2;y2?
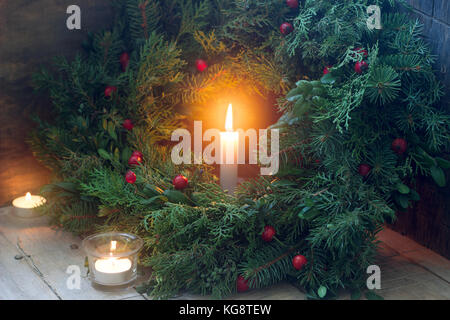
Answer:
11;192;46;218
94;257;133;286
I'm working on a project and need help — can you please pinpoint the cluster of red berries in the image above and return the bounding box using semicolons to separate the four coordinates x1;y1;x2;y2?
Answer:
225;225;311;293
279;0;299;36
353;48;369;74
322;48;370;77
358;138;408;177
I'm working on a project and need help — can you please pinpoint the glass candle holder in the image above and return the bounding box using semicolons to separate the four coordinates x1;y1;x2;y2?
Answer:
82;232;143;287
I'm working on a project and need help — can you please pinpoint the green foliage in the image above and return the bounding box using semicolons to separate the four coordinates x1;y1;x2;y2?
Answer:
30;0;449;300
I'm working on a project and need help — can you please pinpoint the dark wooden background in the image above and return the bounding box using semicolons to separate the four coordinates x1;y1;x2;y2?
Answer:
392;0;450;259
0;0;113;204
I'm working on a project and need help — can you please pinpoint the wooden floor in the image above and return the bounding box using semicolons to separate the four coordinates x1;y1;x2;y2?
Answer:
0;206;449;300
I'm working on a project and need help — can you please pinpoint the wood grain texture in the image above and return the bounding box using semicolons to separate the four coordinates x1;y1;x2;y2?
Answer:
388;177;450;259
0;231;59;300
0;0;114;205
1;208;450;300
0;207;146;300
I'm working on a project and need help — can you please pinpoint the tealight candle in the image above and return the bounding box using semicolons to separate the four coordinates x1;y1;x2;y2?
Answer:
82;233;143;287
220;104;239;194
92;241;133;285
11;192;46;218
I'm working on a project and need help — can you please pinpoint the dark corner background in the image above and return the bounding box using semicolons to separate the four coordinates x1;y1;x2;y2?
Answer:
0;1;448;256
392;0;450;259
0;1;114;205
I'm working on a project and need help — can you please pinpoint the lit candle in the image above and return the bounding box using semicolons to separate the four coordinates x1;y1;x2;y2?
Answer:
83;232;143;287
11;192;46;218
93;240;133;286
220;104;239;194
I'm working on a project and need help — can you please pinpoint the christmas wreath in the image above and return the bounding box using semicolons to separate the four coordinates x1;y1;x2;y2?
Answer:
30;0;450;299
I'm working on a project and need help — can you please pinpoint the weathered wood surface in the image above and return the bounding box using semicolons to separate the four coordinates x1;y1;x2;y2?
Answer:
0;207;145;300
0;206;449;300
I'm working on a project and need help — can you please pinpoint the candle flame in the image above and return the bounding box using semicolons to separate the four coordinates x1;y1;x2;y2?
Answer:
110;240;117;252
25;192;32;201
225;104;233;132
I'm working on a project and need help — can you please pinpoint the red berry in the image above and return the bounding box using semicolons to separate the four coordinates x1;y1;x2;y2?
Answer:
280;22;294;36
292;255;307;270
104;86;117;98
195;59;208;72
358;164;371;177
354;61;369;74
120;52;130;71
128;155;142;167
323;65;332;75
132;151;143;159
261;225;276;242
392;138;408;155
125;170;137;184
173;175;189;190
286;0;299;9
123;119;134;131
236;275;249;293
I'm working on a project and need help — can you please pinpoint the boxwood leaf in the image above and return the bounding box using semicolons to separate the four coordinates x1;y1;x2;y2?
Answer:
293;100;311;118
318;286;327;298
396;183;410;194
395;194;409;209
98;149;111;160
436;157;450;169
286;87;302;99
410;189;420;201
430;165;446;187
320;73;336;85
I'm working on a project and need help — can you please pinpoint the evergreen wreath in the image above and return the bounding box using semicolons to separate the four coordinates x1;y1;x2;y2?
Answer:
30;0;449;299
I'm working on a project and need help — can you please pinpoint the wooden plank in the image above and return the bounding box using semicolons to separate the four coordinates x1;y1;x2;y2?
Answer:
1;206;449;300
378;228;424;253
0;207;143;300
0;231;58;300
379;228;450;282
120;295;147;300
401;249;450;283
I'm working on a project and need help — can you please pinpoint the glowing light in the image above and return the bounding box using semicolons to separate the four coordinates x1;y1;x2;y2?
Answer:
225;104;233;132
25;192;32;201
110;240;117;257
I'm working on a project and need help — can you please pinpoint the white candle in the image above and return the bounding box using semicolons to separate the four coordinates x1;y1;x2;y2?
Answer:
12;192;46;218
93;241;133;286
220;104;239;194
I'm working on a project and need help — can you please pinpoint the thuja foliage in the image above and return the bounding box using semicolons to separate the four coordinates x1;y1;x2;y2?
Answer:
30;0;449;299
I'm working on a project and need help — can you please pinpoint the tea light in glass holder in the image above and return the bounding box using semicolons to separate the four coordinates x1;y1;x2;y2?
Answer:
11;192;46;218
82;232;143;287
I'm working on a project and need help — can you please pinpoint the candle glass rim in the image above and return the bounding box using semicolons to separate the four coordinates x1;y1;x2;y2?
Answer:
82;232;144;258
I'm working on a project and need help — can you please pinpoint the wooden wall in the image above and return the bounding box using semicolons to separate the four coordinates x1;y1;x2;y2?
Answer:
389;0;450;259
0;1;113;204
